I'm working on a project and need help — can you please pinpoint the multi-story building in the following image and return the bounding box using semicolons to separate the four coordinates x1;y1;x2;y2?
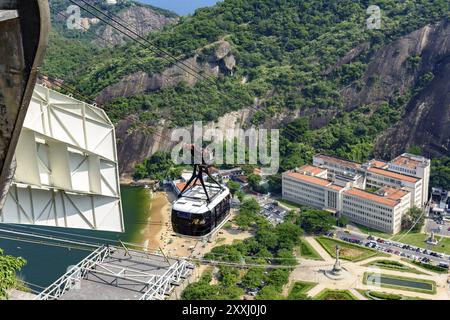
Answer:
282;166;347;212
387;153;431;205
342;187;410;234
282;154;430;234
365;167;422;208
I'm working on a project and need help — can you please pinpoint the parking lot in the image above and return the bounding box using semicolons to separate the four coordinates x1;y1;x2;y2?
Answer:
425;217;450;237
260;203;288;225
332;229;450;269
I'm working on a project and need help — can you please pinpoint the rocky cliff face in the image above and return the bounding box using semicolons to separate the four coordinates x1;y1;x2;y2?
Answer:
115;104;330;177
371;20;450;159
94;5;177;47
95;40;236;105
113;20;450;178
51;0;177;47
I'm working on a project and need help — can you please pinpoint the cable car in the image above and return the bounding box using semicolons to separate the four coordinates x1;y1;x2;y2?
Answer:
171;146;231;238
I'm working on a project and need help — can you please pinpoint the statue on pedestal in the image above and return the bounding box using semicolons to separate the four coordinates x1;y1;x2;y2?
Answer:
332;245;342;274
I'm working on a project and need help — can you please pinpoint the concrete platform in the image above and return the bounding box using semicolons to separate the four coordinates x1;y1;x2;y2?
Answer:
56;248;191;300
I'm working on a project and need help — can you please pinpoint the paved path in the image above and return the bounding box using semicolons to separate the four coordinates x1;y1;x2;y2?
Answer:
286;238;450;300
304;237;333;262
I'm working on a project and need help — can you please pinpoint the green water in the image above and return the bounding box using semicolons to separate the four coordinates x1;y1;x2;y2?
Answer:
0;186;151;293
378;275;433;291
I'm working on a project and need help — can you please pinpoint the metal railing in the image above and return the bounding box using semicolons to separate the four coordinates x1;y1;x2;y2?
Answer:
139;260;193;300
35;245;112;300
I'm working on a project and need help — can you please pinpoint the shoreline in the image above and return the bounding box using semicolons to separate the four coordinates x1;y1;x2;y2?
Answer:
144;190;172;251
120;177;156;187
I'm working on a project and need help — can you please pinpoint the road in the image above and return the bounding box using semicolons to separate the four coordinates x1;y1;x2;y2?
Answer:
333;228;450;267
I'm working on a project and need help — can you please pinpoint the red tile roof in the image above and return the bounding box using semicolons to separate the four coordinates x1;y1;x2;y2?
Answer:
344;188;398;206
285;172;331;187
298;164;327;176
367;167;419;183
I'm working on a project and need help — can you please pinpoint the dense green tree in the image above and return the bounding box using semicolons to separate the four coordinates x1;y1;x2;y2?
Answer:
401;206;424;232
242;268;267;290
267;174;282;194
133;151;182;180
266;269;290;290
430;157;450;190
247;174;262;190
298;209;335;235
227;180;241;195
0;249;26;300
255;285;283;300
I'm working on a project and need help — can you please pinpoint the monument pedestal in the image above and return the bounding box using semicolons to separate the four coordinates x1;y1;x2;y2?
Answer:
324;245;347;280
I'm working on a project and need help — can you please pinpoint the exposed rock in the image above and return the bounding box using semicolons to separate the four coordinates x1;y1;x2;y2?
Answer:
215;41;231;59
114;20;450;176
223;54;236;71
373;20;450;159
96;41;235;104
116;104;332;177
95;5;177;47
342;24;438;109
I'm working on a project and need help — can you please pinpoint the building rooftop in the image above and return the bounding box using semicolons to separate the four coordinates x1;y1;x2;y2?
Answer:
297;164;327;176
367;167;419;183
344;188;398;207
285;171;331;187
369;159;388;169
175;180;201;193
315;154;362;170
377;186;409;201
390;154;429;169
327;184;345;191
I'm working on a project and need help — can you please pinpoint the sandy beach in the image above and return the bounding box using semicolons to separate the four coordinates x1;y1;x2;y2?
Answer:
143;191;172;251
143;188;252;261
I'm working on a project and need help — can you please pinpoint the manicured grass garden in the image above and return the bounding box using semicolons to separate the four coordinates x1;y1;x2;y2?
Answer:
408;260;449;274
390;233;450;255
363;272;436;294
297;238;323;260
364;259;425;274
316;236;382;262
314;289;358;300
287;281;316;300
356;289;425;300
276;198;303;210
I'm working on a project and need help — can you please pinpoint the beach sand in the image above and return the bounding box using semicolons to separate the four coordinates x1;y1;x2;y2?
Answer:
144;189;252;261
144;191;171;251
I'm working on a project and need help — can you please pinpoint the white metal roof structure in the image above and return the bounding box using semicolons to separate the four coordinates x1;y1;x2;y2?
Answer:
0;84;124;232
172;183;230;214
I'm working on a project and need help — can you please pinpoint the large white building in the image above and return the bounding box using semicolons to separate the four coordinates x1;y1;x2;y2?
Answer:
282;153;430;234
387;153;431;205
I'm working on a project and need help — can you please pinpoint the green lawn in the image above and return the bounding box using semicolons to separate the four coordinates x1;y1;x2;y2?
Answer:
287;281;317;299
314;289;358;300
363;272;436;294
391;233;450;255
407;260;449;274
364;259;425;275
350;223;394;239
356;289;425;300
316;236;384;262
276;198;302;210
297;238;323;260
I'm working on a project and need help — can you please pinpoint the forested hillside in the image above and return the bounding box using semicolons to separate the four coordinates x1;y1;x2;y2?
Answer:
41;0;450;177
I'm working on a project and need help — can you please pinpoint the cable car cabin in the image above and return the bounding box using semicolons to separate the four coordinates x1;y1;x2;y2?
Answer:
172;183;231;237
